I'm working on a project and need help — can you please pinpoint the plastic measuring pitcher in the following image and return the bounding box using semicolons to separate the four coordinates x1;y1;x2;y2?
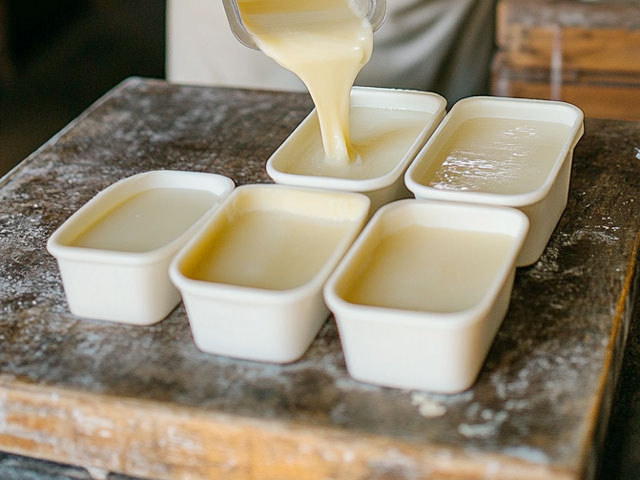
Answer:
222;0;387;49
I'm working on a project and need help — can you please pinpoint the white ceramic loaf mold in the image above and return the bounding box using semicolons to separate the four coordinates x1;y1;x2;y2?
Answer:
47;170;235;325
267;86;446;212
169;184;370;364
324;199;529;393
405;96;584;266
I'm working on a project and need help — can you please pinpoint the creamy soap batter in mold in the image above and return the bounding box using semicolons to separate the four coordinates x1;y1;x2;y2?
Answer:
266;87;447;212
276;105;434;180
46;170;235;325
323;200;529;392
182;209;353;291
343;224;515;313
405;96;584;266
71;188;218;253
421;117;573;195
169;185;371;363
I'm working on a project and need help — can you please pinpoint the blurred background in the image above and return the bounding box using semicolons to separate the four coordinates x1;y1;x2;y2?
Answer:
0;0;165;175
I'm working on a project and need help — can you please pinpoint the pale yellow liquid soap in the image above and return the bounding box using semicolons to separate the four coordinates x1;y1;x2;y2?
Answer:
284;106;432;180
184;210;351;291
424;117;571;195
71;188;217;253
237;0;373;163
344;225;514;313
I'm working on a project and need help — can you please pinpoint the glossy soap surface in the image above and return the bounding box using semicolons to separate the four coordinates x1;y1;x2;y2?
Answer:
344;225;515;313
283;106;431;180
71;188;217;253
183;210;352;290
423;117;571;195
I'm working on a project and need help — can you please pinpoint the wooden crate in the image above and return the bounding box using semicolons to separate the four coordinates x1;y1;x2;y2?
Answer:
493;0;640;120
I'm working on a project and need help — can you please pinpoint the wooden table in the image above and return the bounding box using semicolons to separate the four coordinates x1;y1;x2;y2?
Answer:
0;78;638;480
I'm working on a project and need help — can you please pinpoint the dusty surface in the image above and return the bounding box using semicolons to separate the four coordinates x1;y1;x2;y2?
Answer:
0;78;638;479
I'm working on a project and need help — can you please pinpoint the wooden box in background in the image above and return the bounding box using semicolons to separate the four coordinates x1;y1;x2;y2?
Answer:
493;0;640;121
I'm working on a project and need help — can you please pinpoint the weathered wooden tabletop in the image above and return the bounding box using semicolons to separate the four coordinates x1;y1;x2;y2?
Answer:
0;78;638;480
